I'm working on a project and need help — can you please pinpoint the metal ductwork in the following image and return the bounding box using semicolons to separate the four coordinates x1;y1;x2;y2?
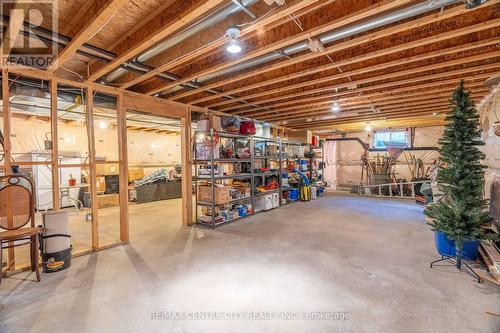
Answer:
102;0;259;83
3;0;461;105
191;0;459;86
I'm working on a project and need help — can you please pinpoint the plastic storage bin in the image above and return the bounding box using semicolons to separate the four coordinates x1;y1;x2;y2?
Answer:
434;231;479;260
289;188;299;201
272;193;280;208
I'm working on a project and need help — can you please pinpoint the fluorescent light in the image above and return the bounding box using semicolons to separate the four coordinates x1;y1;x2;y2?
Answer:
226;39;242;54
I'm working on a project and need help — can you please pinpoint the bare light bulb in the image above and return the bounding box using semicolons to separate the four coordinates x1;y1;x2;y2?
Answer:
332;102;340;112
226;39;242;54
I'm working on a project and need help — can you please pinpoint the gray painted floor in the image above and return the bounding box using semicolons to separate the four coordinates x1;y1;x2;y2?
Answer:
1;194;499;333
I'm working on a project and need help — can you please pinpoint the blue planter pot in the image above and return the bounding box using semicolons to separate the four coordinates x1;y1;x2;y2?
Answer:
434;231;479;260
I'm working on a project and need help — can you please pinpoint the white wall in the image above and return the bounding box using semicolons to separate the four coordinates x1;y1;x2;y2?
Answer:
325;126;443;188
7;117;181;166
479;90;500;227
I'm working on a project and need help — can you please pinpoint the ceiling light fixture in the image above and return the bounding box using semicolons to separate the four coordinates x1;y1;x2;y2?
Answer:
264;0;286;6
464;0;488;10
332;101;340;112
98;121;107;129
226;26;242;54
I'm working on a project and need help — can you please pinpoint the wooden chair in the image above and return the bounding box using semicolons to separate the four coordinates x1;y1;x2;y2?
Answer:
0;175;41;284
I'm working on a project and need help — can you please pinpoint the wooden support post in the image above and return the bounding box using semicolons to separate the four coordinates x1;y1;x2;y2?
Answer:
2;69;15;271
117;94;129;242
181;109;193;226
50;79;60;209
85;87;99;249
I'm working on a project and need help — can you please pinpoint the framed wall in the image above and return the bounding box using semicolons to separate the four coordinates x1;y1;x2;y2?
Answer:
1;68;193;273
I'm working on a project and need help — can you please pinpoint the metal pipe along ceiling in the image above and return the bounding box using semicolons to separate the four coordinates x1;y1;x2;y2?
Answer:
193;0;459;85
102;0;259;83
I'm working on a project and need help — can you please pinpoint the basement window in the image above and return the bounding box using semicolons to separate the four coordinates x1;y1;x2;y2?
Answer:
373;129;409;149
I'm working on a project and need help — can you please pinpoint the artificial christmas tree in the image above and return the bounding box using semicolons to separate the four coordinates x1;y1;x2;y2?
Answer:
425;81;492;270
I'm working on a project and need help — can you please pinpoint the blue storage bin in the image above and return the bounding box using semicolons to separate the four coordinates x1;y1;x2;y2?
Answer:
289;188;299;201
434;231;479;260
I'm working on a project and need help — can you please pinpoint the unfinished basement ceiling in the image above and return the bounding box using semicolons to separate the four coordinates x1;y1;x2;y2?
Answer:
9;0;500;132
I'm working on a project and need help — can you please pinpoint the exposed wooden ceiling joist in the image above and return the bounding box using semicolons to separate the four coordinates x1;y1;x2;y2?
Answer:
262;87;489;122
119;0;325;89
1;0;24;57
219;74;492;113
87;0;227;82
188;23;500;106
205;54;500;109
144;0;416;96
48;0;130;71
177;5;499;104
271;91;488;124
225;69;496;116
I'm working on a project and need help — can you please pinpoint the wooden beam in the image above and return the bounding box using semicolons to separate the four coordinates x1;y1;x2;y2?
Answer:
188;27;500;105
48;0;130;71
222;75;491;113
122;92;188;118
0;1;24;58
146;0;415;95
119;0;323;89
50;78;60;209
315;116;447;133
88;0;227;82
260;85;489;120
205;48;500;109
274;93;487;124
208;61;500;109
117;92;129;242
85;86;99;249
180;109;193;226
164;0;499;101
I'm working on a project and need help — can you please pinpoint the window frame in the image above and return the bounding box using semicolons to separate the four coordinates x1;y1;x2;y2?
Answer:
372;129;410;149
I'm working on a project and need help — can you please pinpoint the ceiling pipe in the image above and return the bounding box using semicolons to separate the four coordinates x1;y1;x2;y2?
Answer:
102;0;259;83
156;0;460;96
191;0;460;86
2;0;462;109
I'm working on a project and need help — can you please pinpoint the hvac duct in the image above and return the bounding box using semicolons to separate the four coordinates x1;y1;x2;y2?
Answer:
102;0;259;83
193;0;459;85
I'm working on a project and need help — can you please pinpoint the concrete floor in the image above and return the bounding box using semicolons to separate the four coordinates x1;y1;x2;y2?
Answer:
0;194;499;333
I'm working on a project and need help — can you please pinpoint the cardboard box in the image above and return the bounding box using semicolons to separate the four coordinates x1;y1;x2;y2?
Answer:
96;176;106;193
197;120;210;132
97;194;119;208
128;167;144;182
234;185;250;197
197;184;230;204
96;163;119;176
213;116;222;130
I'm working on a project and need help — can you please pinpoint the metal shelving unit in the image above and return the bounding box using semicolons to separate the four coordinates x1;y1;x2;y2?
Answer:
194;130;302;227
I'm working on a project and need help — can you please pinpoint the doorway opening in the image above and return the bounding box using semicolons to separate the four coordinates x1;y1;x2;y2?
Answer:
125;110;183;241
